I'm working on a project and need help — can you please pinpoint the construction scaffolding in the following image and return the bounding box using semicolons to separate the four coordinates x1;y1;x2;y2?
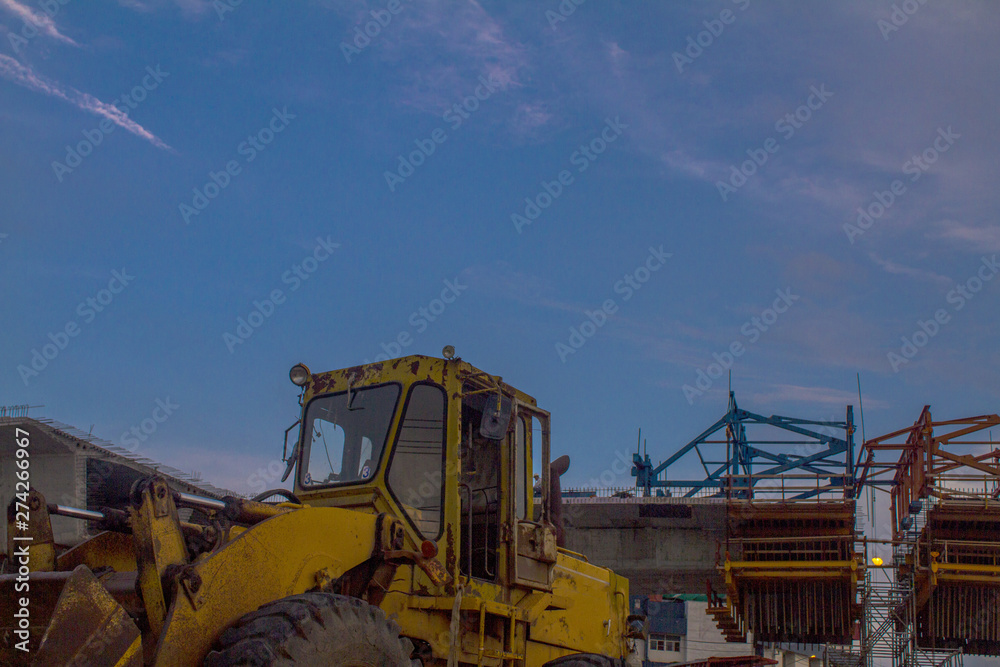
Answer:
632;391;863;645
855;407;1000;659
826;567;964;667
632;395;1000;662
720;495;862;646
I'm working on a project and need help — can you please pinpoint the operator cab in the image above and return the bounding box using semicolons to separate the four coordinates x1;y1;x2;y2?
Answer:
285;352;557;592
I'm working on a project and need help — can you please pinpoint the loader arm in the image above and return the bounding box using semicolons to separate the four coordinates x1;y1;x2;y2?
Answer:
2;481;409;667
154;506;404;665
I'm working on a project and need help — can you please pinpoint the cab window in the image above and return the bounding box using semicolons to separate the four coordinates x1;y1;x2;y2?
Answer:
301;384;399;487
386;384;446;538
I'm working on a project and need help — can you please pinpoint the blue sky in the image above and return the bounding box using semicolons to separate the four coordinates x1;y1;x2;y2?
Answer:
2;0;999;505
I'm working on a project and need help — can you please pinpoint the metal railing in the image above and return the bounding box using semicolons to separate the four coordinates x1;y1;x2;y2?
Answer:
723;473;855;502
0;404;34;419
557;485;728;503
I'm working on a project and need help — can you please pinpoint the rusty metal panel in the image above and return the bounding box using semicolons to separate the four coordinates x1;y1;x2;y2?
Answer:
31;565;142;667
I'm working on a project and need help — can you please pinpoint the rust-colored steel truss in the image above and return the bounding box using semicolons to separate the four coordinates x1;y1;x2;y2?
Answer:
858;407;1000;655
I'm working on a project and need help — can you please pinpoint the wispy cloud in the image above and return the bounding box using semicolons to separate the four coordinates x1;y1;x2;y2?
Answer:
464;261;578;314
116;0;210;18
356;0;528;116
659;149;722;180
0;54;172;151
509;102;552;138
745;383;888;410
867;251;951;286
932;219;1000;253
0;0;78;46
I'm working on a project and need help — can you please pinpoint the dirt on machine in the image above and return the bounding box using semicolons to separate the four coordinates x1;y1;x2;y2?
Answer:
1;352;643;666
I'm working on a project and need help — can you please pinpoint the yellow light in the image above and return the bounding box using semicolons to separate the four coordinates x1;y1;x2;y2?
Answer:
872;556;884;566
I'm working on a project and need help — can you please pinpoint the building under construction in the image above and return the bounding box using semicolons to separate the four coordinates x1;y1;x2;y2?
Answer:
853;407;1000;664
3;392;999;665
566;393;1000;665
0;411;234;553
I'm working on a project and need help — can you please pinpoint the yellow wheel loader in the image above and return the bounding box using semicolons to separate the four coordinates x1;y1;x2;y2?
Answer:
2;353;642;666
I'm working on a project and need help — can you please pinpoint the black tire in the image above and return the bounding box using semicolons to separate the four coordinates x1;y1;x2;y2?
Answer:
204;593;414;667
543;655;622;667
250;489;302;504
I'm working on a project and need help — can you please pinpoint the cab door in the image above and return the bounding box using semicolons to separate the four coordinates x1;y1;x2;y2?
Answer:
509;406;557;591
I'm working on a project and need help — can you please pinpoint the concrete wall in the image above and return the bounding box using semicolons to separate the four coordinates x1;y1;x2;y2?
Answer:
2;417;234;557
1;422;88;549
562;499;727;595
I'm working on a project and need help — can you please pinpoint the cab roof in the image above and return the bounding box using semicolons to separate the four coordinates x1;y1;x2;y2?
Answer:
304;354;537;407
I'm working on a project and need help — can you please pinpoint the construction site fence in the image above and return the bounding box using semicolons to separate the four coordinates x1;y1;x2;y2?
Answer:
559;486;727;503
562;475;855;504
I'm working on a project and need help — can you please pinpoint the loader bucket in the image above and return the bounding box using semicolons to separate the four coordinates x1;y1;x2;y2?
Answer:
31;564;142;667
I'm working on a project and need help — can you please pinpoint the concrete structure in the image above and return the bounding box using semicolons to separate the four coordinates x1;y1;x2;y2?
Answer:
1;415;234;551
566;498;830;666
562;496;727;595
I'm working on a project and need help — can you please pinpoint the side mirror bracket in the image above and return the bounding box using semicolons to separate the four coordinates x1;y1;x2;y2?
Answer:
479;393;512;441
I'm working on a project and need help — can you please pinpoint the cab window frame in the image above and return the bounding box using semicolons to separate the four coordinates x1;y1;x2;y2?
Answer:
383;381;449;541
297;381;402;490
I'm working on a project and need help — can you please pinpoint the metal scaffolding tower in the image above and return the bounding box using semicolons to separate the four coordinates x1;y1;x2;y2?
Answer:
631;395;999;662
857;407;1000;657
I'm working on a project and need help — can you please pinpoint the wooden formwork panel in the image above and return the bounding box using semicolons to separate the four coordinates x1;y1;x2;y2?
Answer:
917;584;1000;655
911;503;1000;654
721;501;860;645
740;579;854;644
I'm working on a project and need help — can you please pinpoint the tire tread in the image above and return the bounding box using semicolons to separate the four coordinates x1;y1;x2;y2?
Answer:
204;593;412;667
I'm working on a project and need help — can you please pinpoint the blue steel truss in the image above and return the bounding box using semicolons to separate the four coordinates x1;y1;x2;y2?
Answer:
632;391;856;499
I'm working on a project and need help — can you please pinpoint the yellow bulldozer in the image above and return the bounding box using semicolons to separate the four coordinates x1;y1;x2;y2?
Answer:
2;353;641;665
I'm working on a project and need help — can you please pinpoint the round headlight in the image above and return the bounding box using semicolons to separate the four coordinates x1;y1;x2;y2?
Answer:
289;363;311;387
442;345;455;360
